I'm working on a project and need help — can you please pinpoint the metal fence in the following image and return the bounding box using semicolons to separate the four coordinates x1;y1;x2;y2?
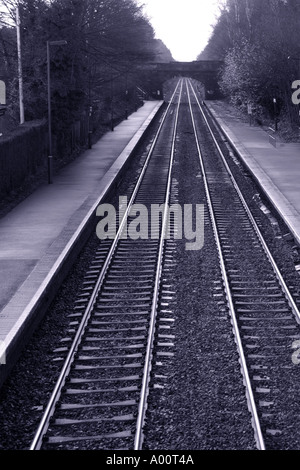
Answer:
0;113;90;197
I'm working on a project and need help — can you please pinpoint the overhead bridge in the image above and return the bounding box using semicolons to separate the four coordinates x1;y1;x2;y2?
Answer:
139;61;223;99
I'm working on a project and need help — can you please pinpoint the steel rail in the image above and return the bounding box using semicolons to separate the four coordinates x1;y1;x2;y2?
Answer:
185;78;266;451
189;80;300;326
29;79;183;451
134;79;184;450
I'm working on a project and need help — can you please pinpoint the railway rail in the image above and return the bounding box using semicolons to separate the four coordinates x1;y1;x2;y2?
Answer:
186;78;300;450
27;78;300;451
29;79;183;450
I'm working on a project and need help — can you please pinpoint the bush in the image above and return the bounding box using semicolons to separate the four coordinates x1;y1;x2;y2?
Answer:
0;120;47;197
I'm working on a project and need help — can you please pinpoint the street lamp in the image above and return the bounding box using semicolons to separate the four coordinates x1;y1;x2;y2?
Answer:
47;40;67;184
288;55;300;76
273;97;278;132
125;72;129;120
110;73;114;131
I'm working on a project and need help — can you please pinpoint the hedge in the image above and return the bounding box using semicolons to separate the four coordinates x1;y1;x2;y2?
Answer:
0;120;48;197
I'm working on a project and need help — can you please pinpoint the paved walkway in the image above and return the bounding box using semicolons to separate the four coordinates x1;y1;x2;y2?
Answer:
206;101;300;245
0;100;163;382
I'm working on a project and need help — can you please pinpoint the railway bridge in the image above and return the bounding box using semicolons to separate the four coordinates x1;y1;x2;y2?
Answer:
139;60;223;99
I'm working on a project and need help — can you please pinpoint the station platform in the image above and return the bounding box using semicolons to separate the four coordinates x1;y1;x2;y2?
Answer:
0;100;164;386
206;101;300;246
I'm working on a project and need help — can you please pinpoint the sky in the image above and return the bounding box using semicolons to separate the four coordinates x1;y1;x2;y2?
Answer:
139;0;221;62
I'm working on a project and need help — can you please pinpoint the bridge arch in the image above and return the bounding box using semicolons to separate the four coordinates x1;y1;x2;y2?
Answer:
138;61;223;100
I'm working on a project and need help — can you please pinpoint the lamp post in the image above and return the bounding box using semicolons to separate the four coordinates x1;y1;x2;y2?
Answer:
16;5;24;125
288;55;300;77
273;97;278;132
125;72;129;120
47;40;67;184
110;73;114;131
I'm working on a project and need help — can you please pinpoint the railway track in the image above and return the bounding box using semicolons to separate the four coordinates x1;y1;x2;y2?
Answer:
186;78;300;450
28;77;300;451
29;79;183;450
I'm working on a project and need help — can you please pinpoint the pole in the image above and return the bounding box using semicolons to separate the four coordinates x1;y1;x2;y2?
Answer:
273;98;278;132
88;106;92;149
46;40;67;184
111;74;114;131
16;5;24;124
86;16;92;150
47;41;53;184
125;73;128;120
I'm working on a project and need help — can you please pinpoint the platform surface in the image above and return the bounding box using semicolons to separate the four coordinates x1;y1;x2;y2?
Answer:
0;101;163;357
206;101;300;245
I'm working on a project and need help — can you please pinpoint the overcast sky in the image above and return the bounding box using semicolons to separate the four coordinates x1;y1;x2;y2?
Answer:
139;0;221;61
